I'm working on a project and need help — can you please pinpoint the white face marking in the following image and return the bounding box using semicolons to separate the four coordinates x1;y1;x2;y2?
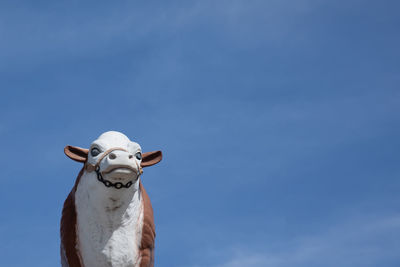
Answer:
88;131;143;183
74;131;145;267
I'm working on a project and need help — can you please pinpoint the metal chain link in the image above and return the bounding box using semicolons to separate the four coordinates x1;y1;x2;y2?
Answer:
95;166;134;189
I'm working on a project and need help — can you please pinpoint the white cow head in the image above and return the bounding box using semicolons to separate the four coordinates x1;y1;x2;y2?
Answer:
64;131;162;188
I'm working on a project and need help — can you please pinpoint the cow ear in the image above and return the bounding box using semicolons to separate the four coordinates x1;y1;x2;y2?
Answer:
141;150;162;167
64;145;89;163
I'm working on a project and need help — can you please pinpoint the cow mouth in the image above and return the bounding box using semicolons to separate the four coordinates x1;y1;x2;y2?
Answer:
102;165;138;180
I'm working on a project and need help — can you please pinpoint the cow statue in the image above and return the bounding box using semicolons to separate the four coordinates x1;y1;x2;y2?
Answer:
60;131;162;267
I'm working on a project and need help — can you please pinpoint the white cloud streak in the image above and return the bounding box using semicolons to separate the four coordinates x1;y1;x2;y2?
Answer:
201;214;400;267
0;0;320;70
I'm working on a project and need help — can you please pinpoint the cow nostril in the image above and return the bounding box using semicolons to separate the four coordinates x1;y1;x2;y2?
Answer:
128;154;133;159
109;152;117;160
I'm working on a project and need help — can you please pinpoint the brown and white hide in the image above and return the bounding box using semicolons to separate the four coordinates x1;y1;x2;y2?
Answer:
60;131;162;267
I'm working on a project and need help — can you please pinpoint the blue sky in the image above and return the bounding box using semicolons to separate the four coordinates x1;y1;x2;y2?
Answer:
0;1;399;266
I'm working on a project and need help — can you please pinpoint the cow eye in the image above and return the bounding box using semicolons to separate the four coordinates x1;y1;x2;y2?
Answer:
135;152;142;160
91;147;101;157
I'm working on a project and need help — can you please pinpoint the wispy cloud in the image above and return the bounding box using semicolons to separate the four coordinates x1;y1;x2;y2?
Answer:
0;0;321;71
201;213;400;267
